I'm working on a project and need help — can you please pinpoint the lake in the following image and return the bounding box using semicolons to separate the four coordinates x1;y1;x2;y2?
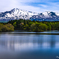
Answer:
0;30;59;59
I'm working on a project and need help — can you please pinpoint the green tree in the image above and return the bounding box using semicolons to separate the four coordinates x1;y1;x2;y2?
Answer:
13;22;17;28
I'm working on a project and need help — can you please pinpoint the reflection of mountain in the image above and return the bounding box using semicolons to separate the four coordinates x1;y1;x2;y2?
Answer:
0;38;58;51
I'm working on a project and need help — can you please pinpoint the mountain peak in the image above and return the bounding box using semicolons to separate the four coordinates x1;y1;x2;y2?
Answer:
11;8;19;12
0;8;59;21
0;8;38;21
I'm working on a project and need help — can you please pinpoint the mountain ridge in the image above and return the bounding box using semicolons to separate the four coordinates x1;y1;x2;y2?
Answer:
0;8;59;21
30;11;59;21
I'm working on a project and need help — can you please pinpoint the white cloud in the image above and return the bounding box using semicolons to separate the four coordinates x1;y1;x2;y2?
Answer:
39;4;47;8
18;0;40;2
0;0;41;12
0;0;18;12
0;0;59;13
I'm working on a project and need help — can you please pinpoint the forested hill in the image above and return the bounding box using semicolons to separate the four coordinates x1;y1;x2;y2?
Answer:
8;19;59;32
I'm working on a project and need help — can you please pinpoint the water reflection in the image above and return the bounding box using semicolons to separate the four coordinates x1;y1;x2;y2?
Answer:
0;32;59;51
0;31;59;59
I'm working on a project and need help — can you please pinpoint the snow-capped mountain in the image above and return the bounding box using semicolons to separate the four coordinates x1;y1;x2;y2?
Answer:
30;11;59;21
0;8;59;21
0;8;38;21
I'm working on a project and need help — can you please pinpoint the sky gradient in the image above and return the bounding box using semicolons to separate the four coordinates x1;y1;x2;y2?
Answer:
0;0;59;13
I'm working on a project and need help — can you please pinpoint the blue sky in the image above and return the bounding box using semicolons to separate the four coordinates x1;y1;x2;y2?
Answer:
0;0;59;12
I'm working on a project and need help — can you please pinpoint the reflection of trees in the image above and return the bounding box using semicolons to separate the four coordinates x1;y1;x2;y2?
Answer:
50;35;55;48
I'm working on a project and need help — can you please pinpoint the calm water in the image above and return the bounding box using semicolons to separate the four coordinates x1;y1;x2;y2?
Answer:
0;30;59;59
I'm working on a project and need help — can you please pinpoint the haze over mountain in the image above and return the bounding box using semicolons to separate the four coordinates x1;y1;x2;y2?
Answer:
0;8;59;21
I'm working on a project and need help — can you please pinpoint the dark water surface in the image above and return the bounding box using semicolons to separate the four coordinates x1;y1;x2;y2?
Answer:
0;30;59;59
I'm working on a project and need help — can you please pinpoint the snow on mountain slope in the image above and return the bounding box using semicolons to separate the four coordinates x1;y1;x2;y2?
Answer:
0;8;59;21
30;11;59;21
42;11;57;18
42;11;50;17
0;8;38;21
55;12;59;16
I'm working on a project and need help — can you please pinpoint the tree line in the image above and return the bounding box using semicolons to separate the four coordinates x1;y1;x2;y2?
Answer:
8;19;59;32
